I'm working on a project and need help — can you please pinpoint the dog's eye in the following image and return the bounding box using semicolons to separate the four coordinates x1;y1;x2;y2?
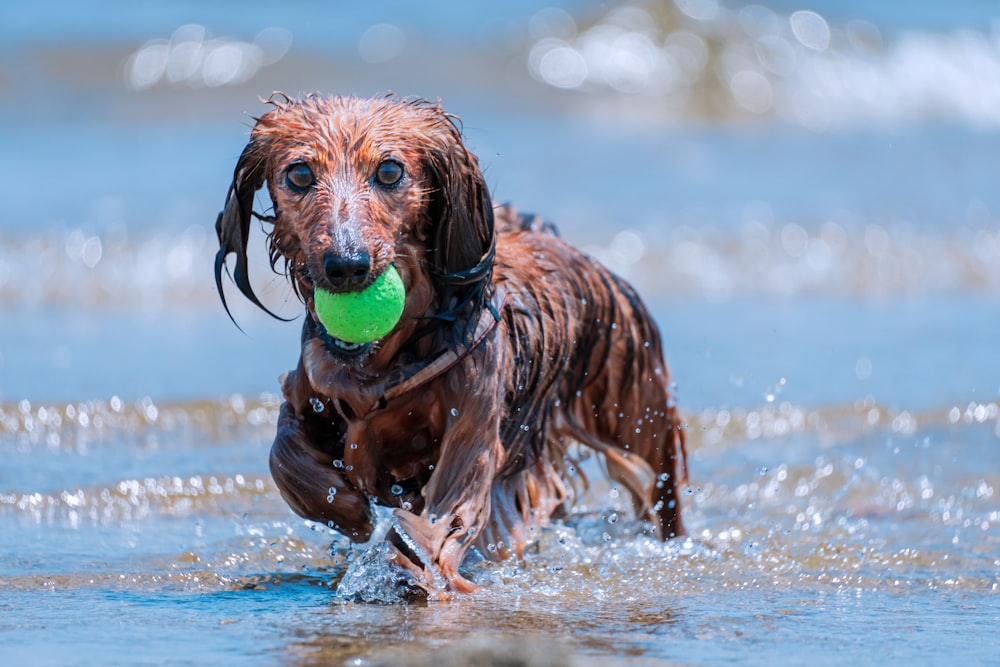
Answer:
285;163;315;191
374;160;404;187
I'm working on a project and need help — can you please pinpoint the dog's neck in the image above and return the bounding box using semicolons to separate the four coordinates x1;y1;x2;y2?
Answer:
299;290;503;421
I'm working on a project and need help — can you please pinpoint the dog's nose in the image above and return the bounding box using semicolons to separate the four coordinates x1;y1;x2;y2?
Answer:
323;250;371;290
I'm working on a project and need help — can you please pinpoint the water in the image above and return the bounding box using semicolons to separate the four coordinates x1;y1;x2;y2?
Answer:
1;1;999;665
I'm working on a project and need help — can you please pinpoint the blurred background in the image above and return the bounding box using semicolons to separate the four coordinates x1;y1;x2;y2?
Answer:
2;0;998;407
1;2;998;666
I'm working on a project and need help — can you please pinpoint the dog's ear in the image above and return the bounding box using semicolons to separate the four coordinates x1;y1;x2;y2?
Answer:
424;115;496;319
214;130;289;325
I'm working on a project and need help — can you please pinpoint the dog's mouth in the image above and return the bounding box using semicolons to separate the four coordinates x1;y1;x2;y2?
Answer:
322;333;373;357
306;298;375;359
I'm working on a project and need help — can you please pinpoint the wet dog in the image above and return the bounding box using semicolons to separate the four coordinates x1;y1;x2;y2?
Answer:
215;94;686;596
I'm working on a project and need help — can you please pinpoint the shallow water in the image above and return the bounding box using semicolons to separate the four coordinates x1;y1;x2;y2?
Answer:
3;390;997;666
2;1;999;665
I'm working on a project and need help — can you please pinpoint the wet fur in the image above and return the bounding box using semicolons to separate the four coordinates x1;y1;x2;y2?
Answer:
215;94;687;597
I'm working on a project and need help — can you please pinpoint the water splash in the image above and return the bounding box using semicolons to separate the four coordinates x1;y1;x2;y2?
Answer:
335;541;419;604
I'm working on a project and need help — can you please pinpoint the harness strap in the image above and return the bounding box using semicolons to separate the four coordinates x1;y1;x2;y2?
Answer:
359;293;504;418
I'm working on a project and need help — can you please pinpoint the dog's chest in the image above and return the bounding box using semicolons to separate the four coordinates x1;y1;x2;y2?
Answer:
339;406;441;506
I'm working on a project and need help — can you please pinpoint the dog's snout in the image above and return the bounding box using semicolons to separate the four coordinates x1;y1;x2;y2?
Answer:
323;250;371;290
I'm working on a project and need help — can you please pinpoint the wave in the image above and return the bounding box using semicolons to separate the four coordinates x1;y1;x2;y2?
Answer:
0;394;281;450
3;393;996;451
0;472;274;524
527;1;1000;128
1;217;998;309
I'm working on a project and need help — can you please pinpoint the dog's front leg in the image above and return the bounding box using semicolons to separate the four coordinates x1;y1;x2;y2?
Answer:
387;395;505;597
269;401;376;541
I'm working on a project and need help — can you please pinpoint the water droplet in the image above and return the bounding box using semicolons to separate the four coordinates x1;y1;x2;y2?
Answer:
759;466;769;475
309;397;325;413
607;512;619;524
328;486;337;495
349;442;358;450
332;459;344;469
401;501;413;511
602;532;612;542
390;483;404;496
450;408;459;417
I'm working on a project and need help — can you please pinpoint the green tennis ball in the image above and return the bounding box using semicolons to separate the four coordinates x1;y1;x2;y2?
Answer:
313;265;405;344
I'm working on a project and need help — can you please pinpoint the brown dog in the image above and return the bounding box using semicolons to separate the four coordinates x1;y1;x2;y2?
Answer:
215;94;686;597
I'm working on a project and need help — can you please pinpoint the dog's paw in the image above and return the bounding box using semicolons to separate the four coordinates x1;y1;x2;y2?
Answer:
389;510;481;597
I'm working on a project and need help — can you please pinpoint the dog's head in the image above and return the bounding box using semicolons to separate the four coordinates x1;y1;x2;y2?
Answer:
215;94;495;355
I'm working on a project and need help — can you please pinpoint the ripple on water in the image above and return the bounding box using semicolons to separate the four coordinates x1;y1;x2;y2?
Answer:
1;395;998;666
2;220;1000;312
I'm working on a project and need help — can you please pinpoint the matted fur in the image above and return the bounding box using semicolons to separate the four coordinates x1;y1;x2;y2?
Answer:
215;94;687;597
